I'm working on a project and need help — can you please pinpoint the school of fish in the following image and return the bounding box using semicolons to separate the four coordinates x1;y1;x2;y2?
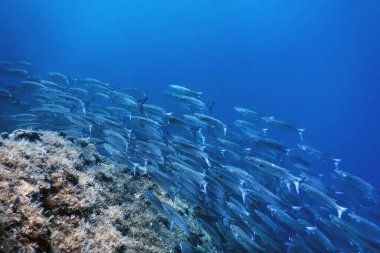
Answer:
1;60;379;252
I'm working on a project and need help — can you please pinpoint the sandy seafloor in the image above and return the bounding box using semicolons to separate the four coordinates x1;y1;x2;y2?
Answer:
0;129;214;253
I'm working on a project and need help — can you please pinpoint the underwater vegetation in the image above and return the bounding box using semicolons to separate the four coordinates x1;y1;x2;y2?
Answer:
0;130;209;252
0;60;379;252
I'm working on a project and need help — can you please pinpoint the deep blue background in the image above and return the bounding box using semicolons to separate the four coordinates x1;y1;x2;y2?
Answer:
1;0;379;186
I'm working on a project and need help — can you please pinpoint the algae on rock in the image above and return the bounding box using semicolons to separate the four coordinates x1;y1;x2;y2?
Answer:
0;130;188;253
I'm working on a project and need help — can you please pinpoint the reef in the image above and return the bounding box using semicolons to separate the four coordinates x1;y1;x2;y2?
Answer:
0;129;198;253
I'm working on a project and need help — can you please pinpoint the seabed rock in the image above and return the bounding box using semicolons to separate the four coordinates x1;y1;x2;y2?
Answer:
0;129;205;253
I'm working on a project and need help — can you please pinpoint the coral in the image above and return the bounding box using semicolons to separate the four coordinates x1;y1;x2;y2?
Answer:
0;129;198;253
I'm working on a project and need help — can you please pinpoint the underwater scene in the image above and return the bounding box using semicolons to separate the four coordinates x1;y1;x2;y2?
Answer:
0;1;380;253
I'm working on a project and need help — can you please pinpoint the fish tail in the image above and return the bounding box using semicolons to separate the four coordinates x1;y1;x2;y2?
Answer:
137;97;149;114
294;181;300;195
336;204;348;219
207;101;215;114
191;127;200;139
223;125;228;136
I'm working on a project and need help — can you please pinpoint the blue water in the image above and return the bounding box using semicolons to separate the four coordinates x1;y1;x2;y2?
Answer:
1;0;379;187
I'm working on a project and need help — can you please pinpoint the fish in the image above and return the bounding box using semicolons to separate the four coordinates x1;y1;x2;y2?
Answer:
1;63;379;253
108;90;138;109
297;219;337;252
183;114;209;128
297;144;331;161
102;143;126;163
193;113;227;135
162;202;191;236
103;129;129;153
143;104;172;122
234;106;263;121
143;189;167;215
144;189;191;236
266;204;298;229
334;169;379;204
48;72;69;85
164;92;207;111
9;113;38;122
4;68;31;78
346;212;380;243
169;84;203;98
331;216;380;252
246;156;302;194
263;116;299;132
14;60;33;68
255;209;286;234
0;89;13;100
64;114;93;134
301;183;348;218
31;103;70;114
75;77;109;86
229;224;265;252
39;80;66;90
56;94;86;114
20;81;47;90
